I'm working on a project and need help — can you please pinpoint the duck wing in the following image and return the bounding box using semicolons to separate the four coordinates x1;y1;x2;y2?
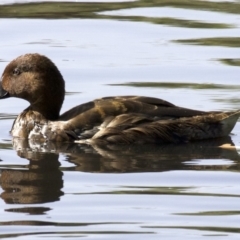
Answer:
60;96;208;133
60;96;177;120
80;110;240;144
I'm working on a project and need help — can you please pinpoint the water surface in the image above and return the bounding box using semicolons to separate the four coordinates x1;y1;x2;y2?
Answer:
0;1;240;239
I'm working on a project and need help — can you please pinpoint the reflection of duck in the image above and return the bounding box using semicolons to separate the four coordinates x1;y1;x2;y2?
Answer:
0;149;63;204
1;137;239;203
0;53;239;144
12;137;240;174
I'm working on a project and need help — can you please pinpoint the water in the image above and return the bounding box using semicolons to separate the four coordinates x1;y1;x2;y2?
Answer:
1;1;240;239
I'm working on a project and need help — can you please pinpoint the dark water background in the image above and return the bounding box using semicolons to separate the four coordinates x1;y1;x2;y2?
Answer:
0;1;240;239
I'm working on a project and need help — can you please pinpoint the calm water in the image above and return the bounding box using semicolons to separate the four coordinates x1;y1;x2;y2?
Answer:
1;1;240;239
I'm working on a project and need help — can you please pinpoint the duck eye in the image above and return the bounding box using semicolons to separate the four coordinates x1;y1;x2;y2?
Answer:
13;68;21;76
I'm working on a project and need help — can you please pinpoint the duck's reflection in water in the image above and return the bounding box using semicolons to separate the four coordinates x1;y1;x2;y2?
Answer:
67;137;240;173
0;141;63;205
0;137;239;205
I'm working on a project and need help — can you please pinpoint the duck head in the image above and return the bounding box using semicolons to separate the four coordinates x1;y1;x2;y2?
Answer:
0;53;65;120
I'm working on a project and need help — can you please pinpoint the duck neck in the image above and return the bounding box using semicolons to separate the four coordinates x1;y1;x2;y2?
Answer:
29;103;60;121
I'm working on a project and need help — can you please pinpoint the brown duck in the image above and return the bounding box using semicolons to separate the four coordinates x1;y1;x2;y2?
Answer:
0;53;239;144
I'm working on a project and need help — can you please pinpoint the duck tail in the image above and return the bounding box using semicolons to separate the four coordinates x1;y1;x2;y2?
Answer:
220;110;240;137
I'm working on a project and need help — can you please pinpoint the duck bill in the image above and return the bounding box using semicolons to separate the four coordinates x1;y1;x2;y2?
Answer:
0;81;9;99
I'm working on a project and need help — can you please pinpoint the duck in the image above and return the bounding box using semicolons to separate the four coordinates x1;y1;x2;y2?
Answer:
0;53;239;145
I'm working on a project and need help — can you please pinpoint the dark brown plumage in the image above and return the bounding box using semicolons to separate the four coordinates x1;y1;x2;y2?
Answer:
0;53;239;144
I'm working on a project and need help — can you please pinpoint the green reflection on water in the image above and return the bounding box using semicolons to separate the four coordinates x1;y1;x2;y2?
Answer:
219;58;240;67
0;143;12;150
101;15;231;29
213;98;240;104
0;0;238;29
85;186;240;198
0;113;17;119
174;37;240;48
176;211;240;216
144;225;240;234
109;82;240;90
65;92;81;95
